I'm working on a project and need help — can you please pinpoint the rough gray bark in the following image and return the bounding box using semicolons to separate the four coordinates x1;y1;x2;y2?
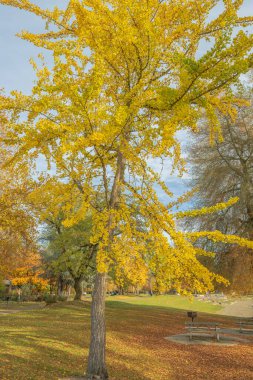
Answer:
74;277;83;301
86;272;108;380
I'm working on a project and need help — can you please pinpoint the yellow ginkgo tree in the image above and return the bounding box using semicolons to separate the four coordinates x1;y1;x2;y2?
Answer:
1;1;253;379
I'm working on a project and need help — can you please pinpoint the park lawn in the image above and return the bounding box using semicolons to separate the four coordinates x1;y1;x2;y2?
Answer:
106;294;222;313
0;301;253;380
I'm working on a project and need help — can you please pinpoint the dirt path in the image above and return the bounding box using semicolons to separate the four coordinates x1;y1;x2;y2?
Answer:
0;309;21;315
0;302;45;315
219;299;253;317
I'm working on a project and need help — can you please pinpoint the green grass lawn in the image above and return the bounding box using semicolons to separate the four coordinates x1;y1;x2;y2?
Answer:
106;294;222;313
0;300;253;380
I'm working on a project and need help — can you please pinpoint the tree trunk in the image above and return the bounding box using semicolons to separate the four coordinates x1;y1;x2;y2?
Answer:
86;272;108;380
57;273;64;296
74;277;83;301
86;149;126;379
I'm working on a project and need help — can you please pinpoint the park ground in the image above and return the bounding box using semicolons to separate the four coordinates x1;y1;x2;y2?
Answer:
0;296;253;380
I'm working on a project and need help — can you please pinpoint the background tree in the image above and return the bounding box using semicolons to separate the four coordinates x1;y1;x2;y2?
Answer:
11;252;48;300
1;1;253;379
184;87;253;293
41;214;96;300
0;123;37;279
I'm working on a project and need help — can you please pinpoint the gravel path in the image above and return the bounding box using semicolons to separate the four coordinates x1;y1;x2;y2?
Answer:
219;299;253;317
0;302;45;315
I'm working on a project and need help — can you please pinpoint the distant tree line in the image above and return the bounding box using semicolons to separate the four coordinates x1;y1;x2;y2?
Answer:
185;86;253;294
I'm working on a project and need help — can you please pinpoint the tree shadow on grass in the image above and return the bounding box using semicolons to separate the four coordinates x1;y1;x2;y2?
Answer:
0;304;158;380
106;298;220;313
1;301;245;380
0;332;155;380
105;300;235;326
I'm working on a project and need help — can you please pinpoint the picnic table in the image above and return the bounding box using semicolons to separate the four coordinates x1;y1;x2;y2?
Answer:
185;322;221;341
236;318;253;333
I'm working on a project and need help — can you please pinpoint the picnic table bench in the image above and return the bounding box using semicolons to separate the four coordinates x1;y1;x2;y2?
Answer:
236;319;253;333
185;322;221;341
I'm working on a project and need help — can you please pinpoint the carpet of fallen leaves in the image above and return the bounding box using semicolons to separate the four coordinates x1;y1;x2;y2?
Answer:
0;300;253;380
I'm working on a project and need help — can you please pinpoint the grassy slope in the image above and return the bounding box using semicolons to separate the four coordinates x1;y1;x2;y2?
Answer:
106;294;222;313
0;300;253;380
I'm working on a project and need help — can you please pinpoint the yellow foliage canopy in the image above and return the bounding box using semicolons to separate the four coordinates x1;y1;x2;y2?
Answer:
0;0;253;293
0;124;38;278
11;252;48;291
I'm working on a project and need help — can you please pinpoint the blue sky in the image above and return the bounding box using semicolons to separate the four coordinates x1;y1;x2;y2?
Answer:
0;1;69;92
0;0;252;201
